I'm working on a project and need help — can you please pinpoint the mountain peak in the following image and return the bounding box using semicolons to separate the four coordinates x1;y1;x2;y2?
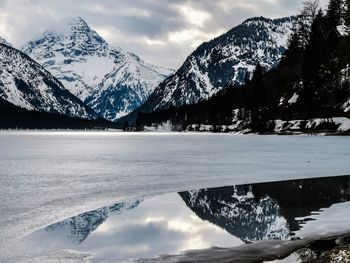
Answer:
243;16;272;24
242;16;296;25
69;16;88;25
22;16;173;120
62;16;108;52
66;16;93;34
126;15;297;120
23;16;108;62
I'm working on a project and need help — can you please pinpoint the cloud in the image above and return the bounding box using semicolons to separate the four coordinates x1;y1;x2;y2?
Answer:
0;0;330;68
179;5;211;27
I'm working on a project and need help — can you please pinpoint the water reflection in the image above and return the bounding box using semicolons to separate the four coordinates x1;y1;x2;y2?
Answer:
46;199;142;244
19;175;350;262
180;175;350;242
20;194;241;262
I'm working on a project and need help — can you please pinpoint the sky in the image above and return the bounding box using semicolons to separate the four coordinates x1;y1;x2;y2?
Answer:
0;0;329;69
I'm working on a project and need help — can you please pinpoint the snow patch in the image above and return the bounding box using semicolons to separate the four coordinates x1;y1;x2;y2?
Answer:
144;121;173;132
288;93;299;104
337;25;349;36
275;117;350;134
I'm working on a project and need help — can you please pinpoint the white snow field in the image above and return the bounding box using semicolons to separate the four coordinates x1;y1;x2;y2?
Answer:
1;132;350;261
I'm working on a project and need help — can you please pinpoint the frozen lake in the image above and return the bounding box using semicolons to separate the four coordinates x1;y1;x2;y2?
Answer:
14;175;350;262
1;131;350;261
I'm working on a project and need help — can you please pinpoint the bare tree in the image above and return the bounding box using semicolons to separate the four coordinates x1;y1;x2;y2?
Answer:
300;0;320;20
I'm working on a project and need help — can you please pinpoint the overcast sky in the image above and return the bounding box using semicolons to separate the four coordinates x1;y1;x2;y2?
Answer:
0;0;329;69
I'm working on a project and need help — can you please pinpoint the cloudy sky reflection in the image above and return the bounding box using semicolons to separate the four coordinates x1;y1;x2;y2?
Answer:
21;193;242;262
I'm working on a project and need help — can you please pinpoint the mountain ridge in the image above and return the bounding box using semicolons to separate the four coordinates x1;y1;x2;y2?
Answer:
22;17;173;121
133;7;350;135
0;42;98;119
124;15;297;123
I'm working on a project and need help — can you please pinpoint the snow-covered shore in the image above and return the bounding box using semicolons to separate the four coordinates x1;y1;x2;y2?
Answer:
143;117;350;135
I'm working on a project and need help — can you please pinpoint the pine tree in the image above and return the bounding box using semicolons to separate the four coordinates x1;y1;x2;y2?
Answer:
282;30;303;66
249;63;269;130
301;10;326;117
123;120;129;131
345;0;350;65
323;28;343;115
251;63;267;107
327;0;343;28
345;0;350;26
288;30;301;51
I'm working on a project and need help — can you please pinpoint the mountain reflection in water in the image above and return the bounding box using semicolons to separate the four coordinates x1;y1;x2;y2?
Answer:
46;199;142;244
19;175;350;262
180;175;350;242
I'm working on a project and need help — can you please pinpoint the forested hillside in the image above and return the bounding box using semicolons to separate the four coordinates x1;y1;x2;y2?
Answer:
134;0;350;134
0;98;117;130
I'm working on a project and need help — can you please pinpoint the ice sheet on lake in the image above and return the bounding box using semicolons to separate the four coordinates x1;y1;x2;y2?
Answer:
1;132;350;260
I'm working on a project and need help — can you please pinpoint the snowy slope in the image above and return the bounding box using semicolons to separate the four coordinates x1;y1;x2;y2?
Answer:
133;16;296;116
0;43;97;119
0;37;11;47
22;17;173;121
86;48;174;120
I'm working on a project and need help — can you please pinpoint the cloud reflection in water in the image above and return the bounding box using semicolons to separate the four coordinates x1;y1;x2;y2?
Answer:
17;175;350;262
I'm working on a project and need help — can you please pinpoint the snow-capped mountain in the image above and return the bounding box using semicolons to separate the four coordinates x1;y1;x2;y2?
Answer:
0;36;11;47
0;43;97;119
85;48;173;120
22;17;173;121
131;16;297;117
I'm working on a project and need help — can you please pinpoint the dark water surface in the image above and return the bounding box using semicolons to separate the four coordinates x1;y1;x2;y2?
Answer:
14;175;350;262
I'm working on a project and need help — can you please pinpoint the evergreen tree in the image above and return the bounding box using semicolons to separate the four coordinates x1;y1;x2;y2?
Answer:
345;0;350;26
327;0;343;28
249;63;269;130
251;63;267;107
323;22;342;114
123;120;129;131
301;10;326;117
288;30;302;52
282;30;304;66
346;0;350;65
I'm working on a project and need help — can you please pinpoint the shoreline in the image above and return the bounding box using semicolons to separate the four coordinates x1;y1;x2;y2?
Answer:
0;129;349;136
138;117;350;136
145;231;350;263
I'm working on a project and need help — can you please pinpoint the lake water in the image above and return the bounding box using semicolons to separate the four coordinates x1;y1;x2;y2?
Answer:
1;131;350;262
